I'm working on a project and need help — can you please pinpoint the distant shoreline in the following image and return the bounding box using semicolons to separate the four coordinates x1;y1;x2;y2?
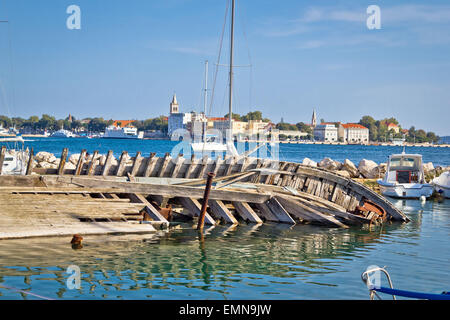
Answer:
2;134;449;148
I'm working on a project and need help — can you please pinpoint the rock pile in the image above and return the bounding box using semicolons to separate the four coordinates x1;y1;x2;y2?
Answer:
301;157;445;180
30;151;447;181
33;151;136;172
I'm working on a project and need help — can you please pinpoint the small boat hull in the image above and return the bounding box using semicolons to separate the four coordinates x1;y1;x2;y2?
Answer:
433;172;450;198
434;184;450;199
377;180;434;199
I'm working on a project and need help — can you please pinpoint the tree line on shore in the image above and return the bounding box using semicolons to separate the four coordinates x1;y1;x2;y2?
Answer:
358;116;439;143
0;112;440;143
0;114;169;133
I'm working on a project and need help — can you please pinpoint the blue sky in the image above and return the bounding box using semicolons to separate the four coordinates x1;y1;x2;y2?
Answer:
0;0;449;135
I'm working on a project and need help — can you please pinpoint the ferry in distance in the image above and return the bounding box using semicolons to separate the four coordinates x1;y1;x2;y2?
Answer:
50;129;77;138
103;125;143;139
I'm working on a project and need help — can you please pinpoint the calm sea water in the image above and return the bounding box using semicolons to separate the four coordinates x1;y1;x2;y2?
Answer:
0;199;449;300
15;137;450;167
0;138;449;300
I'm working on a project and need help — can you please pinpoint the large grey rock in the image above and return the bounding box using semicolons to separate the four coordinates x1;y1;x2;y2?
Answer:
371;163;387;179
64;162;76;170
342;159;359;178
69;153;81;165
423;162;435;174
37;161;56;169
35;151;56;164
318;157;341;171
336;170;351;178
302;158;317;167
358;159;378;178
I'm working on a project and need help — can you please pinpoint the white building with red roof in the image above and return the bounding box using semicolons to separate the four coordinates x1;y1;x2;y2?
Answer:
341;123;369;143
386;122;400;134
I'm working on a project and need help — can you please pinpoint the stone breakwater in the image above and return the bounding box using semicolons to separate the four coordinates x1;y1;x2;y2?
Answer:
302;157;449;182
33;151;132;170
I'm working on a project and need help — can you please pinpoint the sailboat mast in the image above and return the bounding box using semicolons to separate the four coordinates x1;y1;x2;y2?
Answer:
228;0;235;143
203;60;208;142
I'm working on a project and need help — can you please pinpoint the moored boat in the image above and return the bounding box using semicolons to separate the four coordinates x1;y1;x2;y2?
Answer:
103;125;143;139
51;129;77;138
0;136;28;175
433;171;450;198
377;153;433;198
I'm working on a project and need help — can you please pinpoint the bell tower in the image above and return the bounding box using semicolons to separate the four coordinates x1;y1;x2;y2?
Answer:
311;109;317;128
170;94;179;114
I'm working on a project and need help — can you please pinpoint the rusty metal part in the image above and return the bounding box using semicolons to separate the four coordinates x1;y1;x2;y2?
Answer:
70;234;83;244
354;199;387;224
197;172;215;230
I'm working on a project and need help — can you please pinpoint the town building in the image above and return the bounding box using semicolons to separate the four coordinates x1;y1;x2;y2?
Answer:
186;112;208;140
385;122;400;134
341;123;369;143
168;94;192;138
311;110;317;128
314;123;338;142
213;119;248;140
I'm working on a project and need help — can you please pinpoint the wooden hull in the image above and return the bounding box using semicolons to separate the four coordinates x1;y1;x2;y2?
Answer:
0;149;410;239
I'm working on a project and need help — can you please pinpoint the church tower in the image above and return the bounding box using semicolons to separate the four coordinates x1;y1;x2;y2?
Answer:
170;94;179;114
311;109;317;128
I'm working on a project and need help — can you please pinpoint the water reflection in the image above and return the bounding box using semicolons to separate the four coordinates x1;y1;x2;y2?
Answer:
0;220;410;300
1;199;449;299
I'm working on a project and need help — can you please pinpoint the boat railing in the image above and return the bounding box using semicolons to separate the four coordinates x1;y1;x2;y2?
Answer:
361;266;450;300
361;266;396;300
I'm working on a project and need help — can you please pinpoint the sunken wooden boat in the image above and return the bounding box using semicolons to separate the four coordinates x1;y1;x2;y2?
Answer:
0;148;409;239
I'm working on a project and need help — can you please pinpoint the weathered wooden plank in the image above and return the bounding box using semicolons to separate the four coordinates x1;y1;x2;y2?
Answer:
224;157;236;176
208;200;238;224
130;151;143;177
178;197;216;225
251;158;263;183
184;155;196;179
144;153;157;177
276;196;348;228
141;205;169;225
171;154;185;178
87;151;99;176
214;171;256;189
232;201;263;224
57;148;69;175
266;198;296;224
126;193;169;224
254;203;279;222
239;157;249;173
272;161;287;185
116;151;129;176
75;149;87;175
212;157;224;177
196;155;209;179
158;153;171;177
101;150;114;176
25;147;34;175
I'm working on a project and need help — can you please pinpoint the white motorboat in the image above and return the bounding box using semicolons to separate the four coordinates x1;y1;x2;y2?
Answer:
51;129;77;138
433;171;450;198
377;153;433;198
0;136;28;175
191;134;229;153
103;125;143;139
